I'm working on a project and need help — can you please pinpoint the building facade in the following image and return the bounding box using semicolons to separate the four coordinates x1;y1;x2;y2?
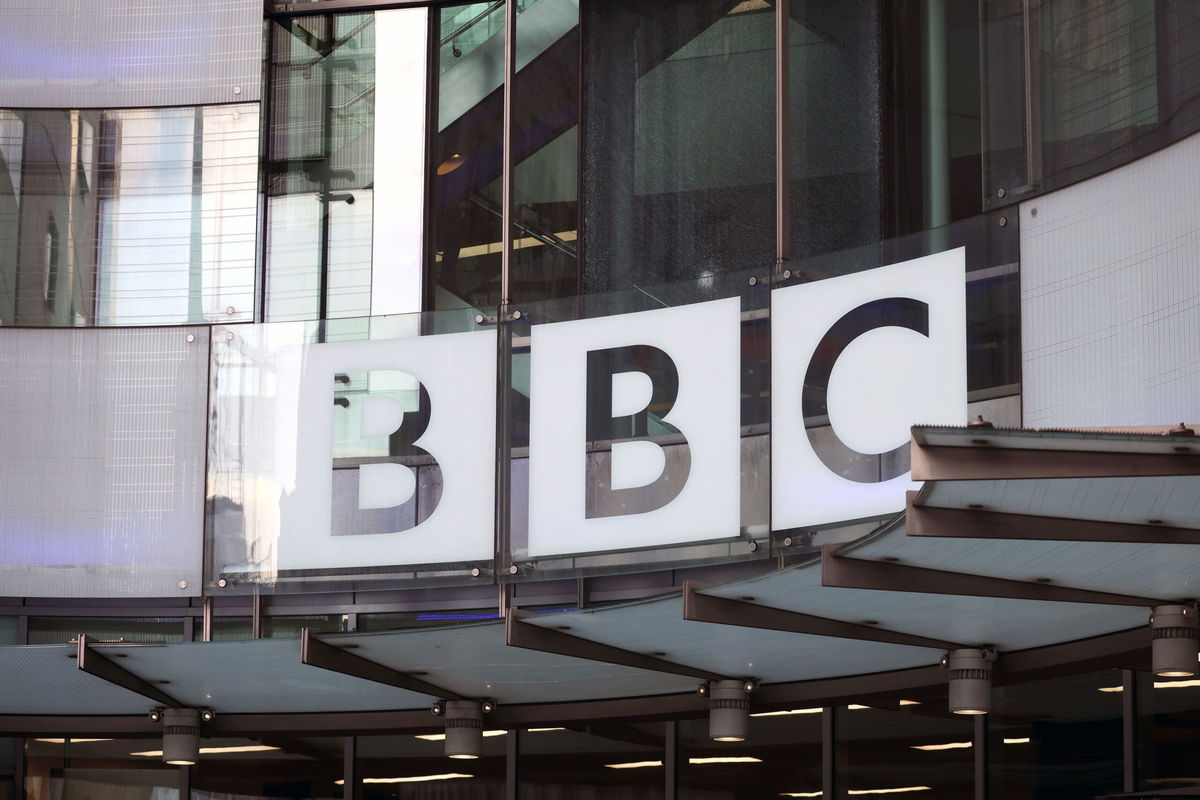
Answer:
1;0;1200;797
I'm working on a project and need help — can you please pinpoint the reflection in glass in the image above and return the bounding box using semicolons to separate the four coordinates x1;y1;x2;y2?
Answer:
679;713;819;799
989;671;1123;800
0;105;258;326
521;723;664;799
839;702;973;800
358;733;504;798
266;10;428;321
582;0;774;294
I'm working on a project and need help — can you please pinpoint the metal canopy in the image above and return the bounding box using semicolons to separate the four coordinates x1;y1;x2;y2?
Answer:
0;425;1193;724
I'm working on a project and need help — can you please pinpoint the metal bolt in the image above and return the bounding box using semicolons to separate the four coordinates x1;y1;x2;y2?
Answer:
509;565;519;575
471;567;481;577
177;580;188;590
225;331;235;341
996;187;1007;198
748;276;758;286
185;333;196;343
217;578;228;588
225;306;235;316
783;536;793;547
747;540;758;552
782;269;792;280
232;111;241;120
511;310;522;321
475;313;485;325
998;216;1008;228
233;86;242;95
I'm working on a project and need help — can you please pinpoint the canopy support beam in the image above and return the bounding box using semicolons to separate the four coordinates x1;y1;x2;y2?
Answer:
300;628;467;700
682;580;963;650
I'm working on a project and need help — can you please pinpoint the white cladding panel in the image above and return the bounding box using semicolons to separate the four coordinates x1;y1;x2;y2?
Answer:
0;327;207;596
1021;132;1200;426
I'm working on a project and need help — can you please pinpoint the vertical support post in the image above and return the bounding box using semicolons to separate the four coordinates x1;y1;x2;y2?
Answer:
258;15;275;323
822;707;836;800
1123;669;1138;793
500;0;517;307
343;736;359;800
317;13;333;325
664;720;679;800
506;728;520;800
1019;0;1042;190
182;613;195;643
922;0;949;231
201;597;213;642
251;592;263;640
13;739;23;800
774;0;791;270
974;712;988;800
179;764;191;800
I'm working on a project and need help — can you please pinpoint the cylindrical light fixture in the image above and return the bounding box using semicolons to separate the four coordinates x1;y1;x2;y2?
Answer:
945;649;994;715
1151;605;1198;677
707;680;752;742
161;707;201;765
443;700;484;760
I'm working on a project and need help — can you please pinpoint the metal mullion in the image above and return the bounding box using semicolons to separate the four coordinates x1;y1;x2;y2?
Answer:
500;0;517;308
775;0;790;270
974;713;988;800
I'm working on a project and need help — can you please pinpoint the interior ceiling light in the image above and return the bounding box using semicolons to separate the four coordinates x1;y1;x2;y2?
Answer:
848;788;932;796
1099;677;1200;694
943;648;995;715
335;774;473;785
898;700;921;706
751;708;822;717
35;738;112;744
911;741;972;751
415;730;506;742
1003;738;1031;744
436;153;466;176
527;727;566;733
1151;605;1198;677
604;761;663;770
132;745;280;757
689;756;762;764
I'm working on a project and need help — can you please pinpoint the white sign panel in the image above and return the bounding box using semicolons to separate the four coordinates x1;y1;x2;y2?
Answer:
772;248;967;529
275;330;496;569
527;298;742;557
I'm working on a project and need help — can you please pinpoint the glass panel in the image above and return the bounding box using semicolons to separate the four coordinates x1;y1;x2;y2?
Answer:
358;733;505;798
580;0;774;294
0;106;258;326
267;9;429;321
504;265;770;578
0;326;207;597
429;2;506;312
206;309;495;594
989;670;1124;800
510;0;580;305
520;723;665;798
791;1;884;253
678;712;820;799
194;736;343;796
839;702;974;800
261;613;349;638
0;0;261;109
982;0;1200;204
25;738;179;800
27;618;183;645
1135;671;1200;794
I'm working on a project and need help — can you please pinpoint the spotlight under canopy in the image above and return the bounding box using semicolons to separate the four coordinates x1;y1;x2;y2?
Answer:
944;648;995;716
1151;604;1198;678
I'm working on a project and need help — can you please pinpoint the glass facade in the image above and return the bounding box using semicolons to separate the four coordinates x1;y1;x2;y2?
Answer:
2;3;1200;799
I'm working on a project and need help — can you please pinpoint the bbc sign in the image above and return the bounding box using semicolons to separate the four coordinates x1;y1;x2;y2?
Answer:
273;250;966;569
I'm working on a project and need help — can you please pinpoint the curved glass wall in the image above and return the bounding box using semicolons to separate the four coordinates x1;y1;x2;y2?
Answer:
0;104;259;326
